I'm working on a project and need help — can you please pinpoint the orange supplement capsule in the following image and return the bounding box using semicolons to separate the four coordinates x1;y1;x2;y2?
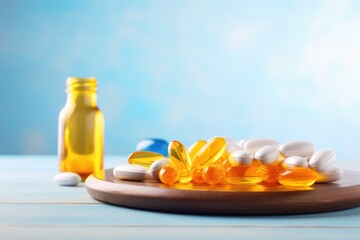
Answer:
225;165;265;185
192;137;226;169
128;151;165;169
262;161;284;184
202;164;225;185
188;140;207;159
278;167;317;187
192;169;205;184
159;165;179;185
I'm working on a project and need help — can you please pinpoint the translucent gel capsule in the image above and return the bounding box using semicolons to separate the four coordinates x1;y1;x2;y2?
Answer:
188;140;207;159
262;161;284;184
192;169;205;184
202;164;225;185
159;165;179;185
168;141;192;172
225;165;265;185
128;151;166;169
192;137;226;170
168;141;192;183
278;168;317;187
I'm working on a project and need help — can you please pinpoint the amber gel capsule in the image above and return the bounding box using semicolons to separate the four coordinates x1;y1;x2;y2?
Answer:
225;165;265;185
168;141;192;183
159;165;179;185
192;137;226;170
128;151;165;169
58;77;104;180
202;164;225;185
188;140;207;159
278;167;317;187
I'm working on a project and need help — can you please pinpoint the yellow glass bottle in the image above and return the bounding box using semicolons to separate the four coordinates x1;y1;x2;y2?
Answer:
58;77;104;180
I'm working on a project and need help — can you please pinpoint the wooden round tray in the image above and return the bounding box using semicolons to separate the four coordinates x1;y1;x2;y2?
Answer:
85;169;360;215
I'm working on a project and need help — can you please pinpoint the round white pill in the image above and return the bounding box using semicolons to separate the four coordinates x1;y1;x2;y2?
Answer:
149;158;169;181
279;140;315;158
113;165;149;181
54;172;81;186
283;156;308;169
309;149;335;172
255;146;280;165
229;150;254;166
244;138;280;155
316;166;343;183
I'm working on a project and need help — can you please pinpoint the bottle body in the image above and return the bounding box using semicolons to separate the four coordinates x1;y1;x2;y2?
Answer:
58;77;104;180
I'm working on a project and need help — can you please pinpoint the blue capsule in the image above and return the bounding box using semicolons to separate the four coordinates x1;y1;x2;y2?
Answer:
136;138;169;156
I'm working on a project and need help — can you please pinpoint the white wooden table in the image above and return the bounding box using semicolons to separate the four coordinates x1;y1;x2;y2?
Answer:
1;156;360;239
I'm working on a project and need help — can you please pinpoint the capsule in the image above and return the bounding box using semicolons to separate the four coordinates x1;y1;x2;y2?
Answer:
128;151;166;169
278;168;316;187
192;169;205;184
192;137;226;169
159;165;179;185
202;164;225;185
168;141;192;183
225;165;265;185
188;140;207;159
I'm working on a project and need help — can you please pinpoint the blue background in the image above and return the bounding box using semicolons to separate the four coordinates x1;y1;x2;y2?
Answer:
1;0;360;163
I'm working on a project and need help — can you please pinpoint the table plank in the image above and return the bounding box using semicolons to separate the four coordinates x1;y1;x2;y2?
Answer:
1;203;360;227
1;226;360;240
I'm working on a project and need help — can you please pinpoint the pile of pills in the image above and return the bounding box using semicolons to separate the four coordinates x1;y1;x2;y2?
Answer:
113;137;343;188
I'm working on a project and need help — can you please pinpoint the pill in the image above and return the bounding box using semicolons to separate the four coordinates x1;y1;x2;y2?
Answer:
308;149;335;172
225;165;265;185
244;138;280;155
159;165;179;185
202;164;225;185
228;150;254;166
279;141;315;158
136;138;169;156
255;146;280;165
128;151;165;169
223;137;238;146
226;144;243;154
316;166;343;183
113;165;148;181
192;137;226;169
278;168;316;187
54;172;81;186
238;139;247;149
149;158;170;181
188;140;207;159
283;156;308;169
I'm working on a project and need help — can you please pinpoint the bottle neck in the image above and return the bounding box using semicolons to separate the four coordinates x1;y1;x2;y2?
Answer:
66;91;97;107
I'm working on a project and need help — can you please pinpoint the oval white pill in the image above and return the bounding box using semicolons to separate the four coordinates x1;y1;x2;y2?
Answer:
227;144;242;154
54;172;81;186
279;141;315;158
113;165;149;181
149;158;169;181
223;137;238;146
255;146;280;165
229;150;254;166
238;139;247;149
309;149;335;172
283;156;308;169
244;138;280;155
316;166;343;183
